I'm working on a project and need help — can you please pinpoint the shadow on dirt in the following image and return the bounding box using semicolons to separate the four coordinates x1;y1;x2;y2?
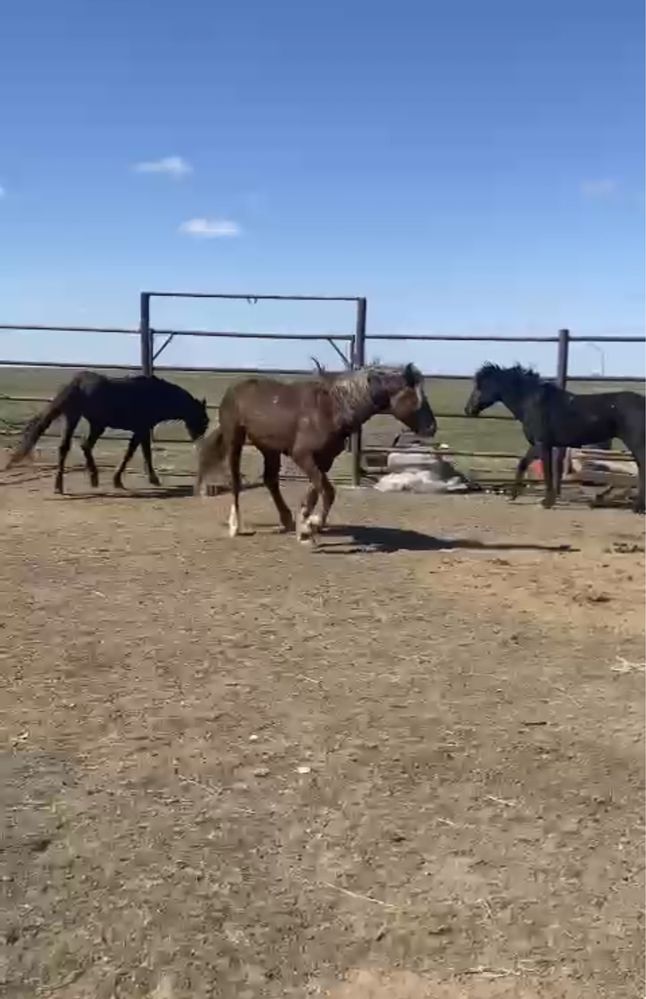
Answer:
318;524;576;555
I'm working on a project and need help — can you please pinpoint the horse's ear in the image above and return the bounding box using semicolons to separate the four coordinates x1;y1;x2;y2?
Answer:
201;397;207;407
404;362;420;387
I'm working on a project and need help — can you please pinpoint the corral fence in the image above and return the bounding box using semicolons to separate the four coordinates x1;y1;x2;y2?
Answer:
1;289;644;487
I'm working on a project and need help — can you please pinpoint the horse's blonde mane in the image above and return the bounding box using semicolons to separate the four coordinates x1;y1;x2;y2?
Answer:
326;365;416;426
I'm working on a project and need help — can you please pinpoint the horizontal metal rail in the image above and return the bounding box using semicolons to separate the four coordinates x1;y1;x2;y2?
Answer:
0;359;138;370
0;324;137;334
569;335;645;343
145;291;363;302
366;333;561;342
363;444;632;460
0;394;518;422
1;360;642;384
151;327;354;341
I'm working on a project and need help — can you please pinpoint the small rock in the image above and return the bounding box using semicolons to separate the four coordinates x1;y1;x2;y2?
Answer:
253;767;270;778
296;765;312;775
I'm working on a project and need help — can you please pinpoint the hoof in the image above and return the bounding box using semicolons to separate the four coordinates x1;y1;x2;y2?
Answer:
296;521;317;544
541;497;556;510
113;479;125;490
149;476;161;487
54;485;63;495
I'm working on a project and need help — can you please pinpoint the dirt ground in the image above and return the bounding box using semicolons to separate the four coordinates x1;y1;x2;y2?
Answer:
0;466;644;999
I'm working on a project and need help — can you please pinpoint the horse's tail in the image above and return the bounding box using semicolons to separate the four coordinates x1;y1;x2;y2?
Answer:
6;378;79;468
194;424;226;495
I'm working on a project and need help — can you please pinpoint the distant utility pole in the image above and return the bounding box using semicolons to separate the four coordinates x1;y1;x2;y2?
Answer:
588;343;605;377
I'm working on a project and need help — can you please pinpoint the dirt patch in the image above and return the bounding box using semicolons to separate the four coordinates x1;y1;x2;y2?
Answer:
0;473;643;998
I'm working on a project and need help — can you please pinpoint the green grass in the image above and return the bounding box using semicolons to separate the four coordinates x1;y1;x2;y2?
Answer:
1;365;643;484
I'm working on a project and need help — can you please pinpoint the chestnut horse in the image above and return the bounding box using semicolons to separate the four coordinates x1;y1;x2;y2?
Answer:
196;363;436;541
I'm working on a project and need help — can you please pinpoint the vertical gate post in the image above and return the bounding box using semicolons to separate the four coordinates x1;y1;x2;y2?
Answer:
351;297;367;486
554;328;570;492
140;293;154;456
556;328;569;389
140;292;153;377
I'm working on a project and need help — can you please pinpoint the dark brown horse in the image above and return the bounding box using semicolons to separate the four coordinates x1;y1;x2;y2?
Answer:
7;371;209;493
196;364;436;540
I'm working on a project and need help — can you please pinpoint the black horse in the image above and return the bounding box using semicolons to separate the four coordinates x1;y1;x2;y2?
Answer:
7;371;209;493
465;364;645;512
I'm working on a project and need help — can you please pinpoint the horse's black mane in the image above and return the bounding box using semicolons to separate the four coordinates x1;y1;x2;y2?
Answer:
476;362;544;387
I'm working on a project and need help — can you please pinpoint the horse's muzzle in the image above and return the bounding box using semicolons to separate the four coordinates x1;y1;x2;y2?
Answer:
417;411;437;437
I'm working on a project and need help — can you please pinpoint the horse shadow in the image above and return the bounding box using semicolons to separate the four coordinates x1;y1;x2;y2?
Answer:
59;482;264;501
60;484;196;501
318;524;576;555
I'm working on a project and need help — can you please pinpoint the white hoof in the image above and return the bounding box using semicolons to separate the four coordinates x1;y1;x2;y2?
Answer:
228;505;240;538
297;515;318;544
307;513;322;529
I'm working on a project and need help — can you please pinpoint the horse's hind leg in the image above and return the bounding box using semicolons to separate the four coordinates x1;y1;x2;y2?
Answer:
227;429;245;537
113;434;141;489
262;450;295;532
632;447;644;514
54;415;80;494
140;432;161;487
81;423;104;487
619;428;645;513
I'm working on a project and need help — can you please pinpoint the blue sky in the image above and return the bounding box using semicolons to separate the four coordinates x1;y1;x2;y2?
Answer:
0;0;643;376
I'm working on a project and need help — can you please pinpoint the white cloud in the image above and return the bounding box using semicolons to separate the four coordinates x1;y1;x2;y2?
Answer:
133;156;193;178
580;178;618;199
179;217;241;238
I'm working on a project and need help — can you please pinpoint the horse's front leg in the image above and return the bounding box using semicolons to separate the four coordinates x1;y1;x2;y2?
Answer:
54;415;80;494
509;444;536;500
304;455;335;531
114;433;141;489
81;422;104;488
292;450;335;542
140;432;161;486
540;444;556;509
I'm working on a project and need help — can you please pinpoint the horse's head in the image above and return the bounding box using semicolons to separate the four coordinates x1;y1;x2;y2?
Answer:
465;363;541;416
369;364;437;437
464;363;504;416
185;396;210;440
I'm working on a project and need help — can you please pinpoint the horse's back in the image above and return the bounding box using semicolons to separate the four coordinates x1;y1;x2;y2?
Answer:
220;376;331;452
223;377;323;418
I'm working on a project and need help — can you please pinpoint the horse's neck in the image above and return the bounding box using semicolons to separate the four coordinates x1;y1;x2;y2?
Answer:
165;384;190;415
499;382;540;421
337;396;381;433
